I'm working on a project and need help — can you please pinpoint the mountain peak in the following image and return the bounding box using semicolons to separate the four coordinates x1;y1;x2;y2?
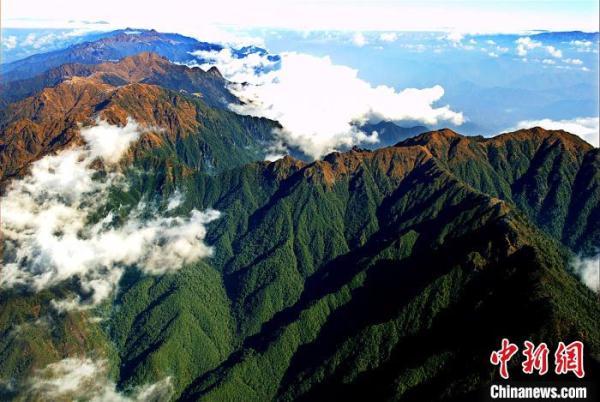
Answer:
489;126;594;153
302;145;433;186
207;66;223;78
92;52;169;82
424;128;462;138
396;128;464;149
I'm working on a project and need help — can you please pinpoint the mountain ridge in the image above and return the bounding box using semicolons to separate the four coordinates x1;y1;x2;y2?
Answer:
394;127;598;254
0;32;598;402
1;119;598;401
0;51;234;109
0;71;277;187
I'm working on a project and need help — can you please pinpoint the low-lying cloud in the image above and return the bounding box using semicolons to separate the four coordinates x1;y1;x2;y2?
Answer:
510;117;599;147
572;255;599;293
190;48;277;83
194;49;464;159
28;357;172;401
1;119;219;309
81;119;143;164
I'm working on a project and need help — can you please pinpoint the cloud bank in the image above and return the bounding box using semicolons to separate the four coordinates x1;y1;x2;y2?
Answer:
1;119;219;309
194;49;463;159
29;357;172;401
510;117;599;147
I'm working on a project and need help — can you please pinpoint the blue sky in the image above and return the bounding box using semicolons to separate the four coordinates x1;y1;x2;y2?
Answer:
2;1;599;33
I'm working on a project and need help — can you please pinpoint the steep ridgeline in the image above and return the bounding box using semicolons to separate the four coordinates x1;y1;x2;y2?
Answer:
113;134;598;401
2;129;594;401
0;52;236;109
398;128;599;255
0;54;279;187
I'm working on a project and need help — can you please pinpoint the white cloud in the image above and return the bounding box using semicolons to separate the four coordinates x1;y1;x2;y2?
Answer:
29;358;172;401
563;58;583;65
166;190;184;211
0;119;220;309
483;45;508;57
189;48;277;83
2;35;17;49
264;140;288;162
572;255;599;293
81;118;142;164
9;29;97;52
510;117;599;147
379;32;398;42
515;37;541;56
545;45;562;58
184;27;265;48
570;40;593;47
445;31;464;44
197;50;463;159
486;39;496;45
351;32;368;47
21;33;37;46
515;37;563;59
542;59;556;65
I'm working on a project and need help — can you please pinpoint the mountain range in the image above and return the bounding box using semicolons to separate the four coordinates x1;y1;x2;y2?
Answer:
0;29;598;402
0;29;221;82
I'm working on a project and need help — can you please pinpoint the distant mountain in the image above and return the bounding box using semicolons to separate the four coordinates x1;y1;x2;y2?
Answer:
359;121;428;148
530;30;600;43
0;28;279;83
0;52;236;108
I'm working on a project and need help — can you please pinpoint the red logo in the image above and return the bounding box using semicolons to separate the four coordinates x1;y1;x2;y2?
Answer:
490;338;519;379
522;341;549;375
555;341;585;378
491;339;585;379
